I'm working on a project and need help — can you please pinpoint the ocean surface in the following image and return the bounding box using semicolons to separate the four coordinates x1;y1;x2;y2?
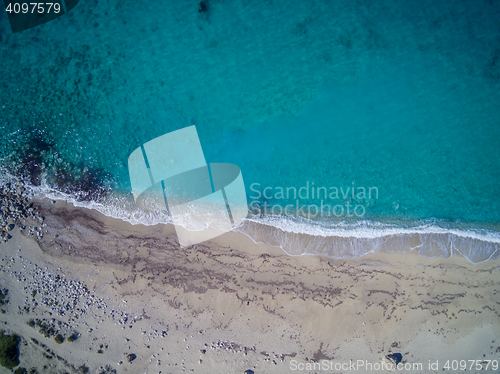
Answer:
1;0;499;262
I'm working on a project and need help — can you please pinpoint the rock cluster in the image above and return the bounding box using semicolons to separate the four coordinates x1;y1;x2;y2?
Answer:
0;180;45;242
23;269;93;317
3;253;145;332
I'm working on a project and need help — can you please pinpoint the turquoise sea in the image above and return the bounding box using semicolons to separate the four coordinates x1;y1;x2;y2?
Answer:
1;0;499;262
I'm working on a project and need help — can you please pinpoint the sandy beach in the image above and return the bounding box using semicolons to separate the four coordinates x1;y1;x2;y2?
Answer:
0;195;497;373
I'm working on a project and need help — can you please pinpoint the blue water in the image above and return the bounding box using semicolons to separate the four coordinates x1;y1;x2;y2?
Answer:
1;0;499;261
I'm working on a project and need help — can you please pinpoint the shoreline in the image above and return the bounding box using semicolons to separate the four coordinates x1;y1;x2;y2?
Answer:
0;197;498;372
22;175;500;263
25;183;500;263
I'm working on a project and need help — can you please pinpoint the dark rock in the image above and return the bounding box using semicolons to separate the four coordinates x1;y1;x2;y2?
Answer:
198;1;208;13
126;353;136;362
244;370;254;374
386;353;403;365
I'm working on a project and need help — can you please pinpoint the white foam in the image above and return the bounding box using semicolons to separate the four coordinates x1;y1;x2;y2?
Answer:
27;181;173;226
20;179;500;264
235;215;500;264
243;214;500;243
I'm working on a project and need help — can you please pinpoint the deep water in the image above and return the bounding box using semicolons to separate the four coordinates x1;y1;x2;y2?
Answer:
1;0;499;261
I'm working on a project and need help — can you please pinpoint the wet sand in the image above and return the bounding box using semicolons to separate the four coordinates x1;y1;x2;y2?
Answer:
0;198;498;373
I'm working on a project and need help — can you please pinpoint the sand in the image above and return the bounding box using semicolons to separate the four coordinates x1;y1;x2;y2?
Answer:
0;198;498;373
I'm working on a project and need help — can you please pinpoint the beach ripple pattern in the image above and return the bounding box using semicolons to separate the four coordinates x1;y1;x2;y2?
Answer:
128;126;247;247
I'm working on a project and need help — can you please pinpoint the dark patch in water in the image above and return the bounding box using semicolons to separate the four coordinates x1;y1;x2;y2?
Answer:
19;135;55;186
485;48;500;82
4;132;110;202
198;1;208;13
52;165;109;202
75;169;109;200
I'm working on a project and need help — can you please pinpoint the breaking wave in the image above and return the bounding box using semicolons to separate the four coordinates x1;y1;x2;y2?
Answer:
14;174;499;264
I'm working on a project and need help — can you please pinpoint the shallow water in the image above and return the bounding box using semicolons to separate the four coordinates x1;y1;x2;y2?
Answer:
1;0;499;262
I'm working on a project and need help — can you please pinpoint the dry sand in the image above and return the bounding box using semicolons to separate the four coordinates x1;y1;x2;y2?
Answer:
0;198;498;373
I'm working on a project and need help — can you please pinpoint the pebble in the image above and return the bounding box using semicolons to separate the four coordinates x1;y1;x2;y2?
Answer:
0;180;45;242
